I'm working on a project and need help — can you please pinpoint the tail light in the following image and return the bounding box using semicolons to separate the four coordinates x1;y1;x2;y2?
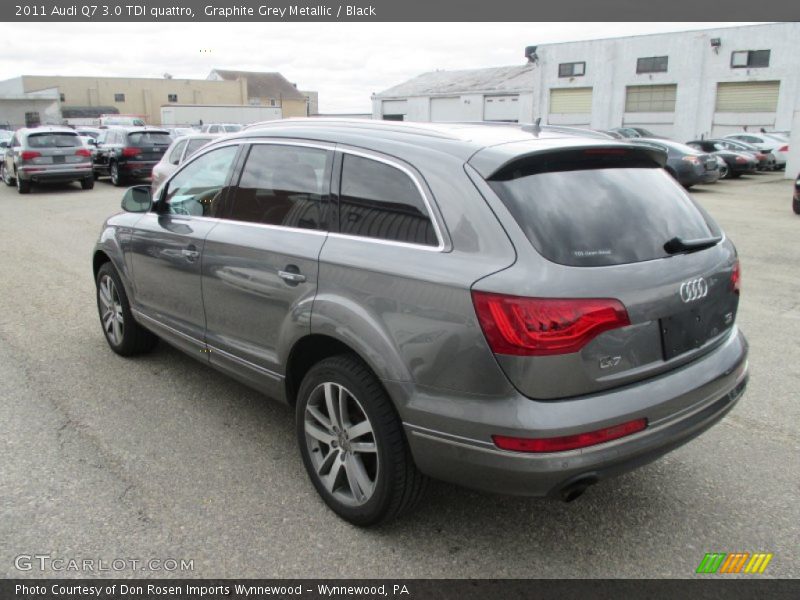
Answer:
731;260;741;294
20;151;41;161
682;156;701;165
735;156;747;164
493;418;648;453
778;145;789;153
121;147;140;157
471;292;630;356
75;148;91;157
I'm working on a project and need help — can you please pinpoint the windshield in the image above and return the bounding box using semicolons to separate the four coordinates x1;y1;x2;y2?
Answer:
27;133;81;148
489;167;719;267
128;132;173;146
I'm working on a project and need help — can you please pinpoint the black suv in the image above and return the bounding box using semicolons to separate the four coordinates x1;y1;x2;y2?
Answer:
93;127;172;186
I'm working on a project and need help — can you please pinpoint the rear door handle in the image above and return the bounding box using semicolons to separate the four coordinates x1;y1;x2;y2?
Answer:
278;269;306;284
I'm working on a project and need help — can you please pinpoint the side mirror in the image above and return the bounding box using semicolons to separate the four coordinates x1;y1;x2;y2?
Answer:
0;141;8;149
121;185;152;213
87;138;97;146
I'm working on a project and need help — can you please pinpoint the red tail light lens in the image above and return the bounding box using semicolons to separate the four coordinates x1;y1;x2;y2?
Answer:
471;292;630;356
735;156;747;164
75;148;91;157
20;151;41;161
493;418;648;453
778;145;789;153
121;147;140;157
731;260;741;294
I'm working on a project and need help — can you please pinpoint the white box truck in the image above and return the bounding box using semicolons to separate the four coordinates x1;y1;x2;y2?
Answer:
160;104;283;127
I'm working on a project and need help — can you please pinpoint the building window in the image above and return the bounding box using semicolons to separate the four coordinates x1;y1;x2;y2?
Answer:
731;50;770;68
269;98;277;107
59;93;65;102
625;84;677;112
248;97;260;106
114;93;125;102
636;56;668;74
168;93;178;103
558;62;586;78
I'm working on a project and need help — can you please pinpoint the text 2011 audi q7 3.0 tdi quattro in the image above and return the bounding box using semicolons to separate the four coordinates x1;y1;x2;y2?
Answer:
93;119;748;525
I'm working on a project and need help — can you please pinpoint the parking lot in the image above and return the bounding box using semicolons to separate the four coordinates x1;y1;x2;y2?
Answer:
0;172;798;578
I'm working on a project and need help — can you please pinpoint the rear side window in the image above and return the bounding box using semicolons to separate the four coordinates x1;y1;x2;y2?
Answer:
224;144;330;230
339;154;437;246
128;132;172;146
489;167;719;267
185;138;211;158
168;139;187;165
26;133;81;148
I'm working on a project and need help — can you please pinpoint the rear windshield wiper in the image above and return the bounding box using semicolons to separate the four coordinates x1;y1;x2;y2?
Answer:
664;235;722;255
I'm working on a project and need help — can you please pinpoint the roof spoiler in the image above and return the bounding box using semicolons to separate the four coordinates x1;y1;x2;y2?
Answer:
471;142;668;180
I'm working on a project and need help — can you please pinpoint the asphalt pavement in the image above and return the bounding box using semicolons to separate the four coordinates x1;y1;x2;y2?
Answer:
0;172;797;578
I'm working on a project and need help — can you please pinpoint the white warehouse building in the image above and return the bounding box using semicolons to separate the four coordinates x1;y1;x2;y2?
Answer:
373;23;800;174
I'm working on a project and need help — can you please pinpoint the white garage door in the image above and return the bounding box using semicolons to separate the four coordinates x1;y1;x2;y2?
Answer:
382;100;407;121
549;88;593;114
483;95;520;122
715;81;780;112
430;97;463;122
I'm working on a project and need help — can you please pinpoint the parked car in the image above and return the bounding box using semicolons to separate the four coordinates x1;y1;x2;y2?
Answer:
632;138;720;187
200;123;243;134
705;138;775;171
93;127;173;186
151;134;217;191
76;127;102;141
1;126;93;194
93;120;748;525
793;172;800;215
685;140;757;178
166;127;194;138
609;127;667;139
723;133;789;169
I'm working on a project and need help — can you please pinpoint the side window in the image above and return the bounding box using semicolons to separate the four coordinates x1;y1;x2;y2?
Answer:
168;139;187;165
339;154;438;247
163;145;238;217
224;144;330;230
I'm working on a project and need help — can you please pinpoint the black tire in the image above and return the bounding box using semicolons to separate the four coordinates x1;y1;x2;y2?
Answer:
110;161;124;187
793;196;800;215
93;170;100;180
81;177;94;190
16;174;30;194
1;162;15;186
96;262;158;356
296;354;428;526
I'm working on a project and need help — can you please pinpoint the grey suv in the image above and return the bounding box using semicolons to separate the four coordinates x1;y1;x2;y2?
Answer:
92;120;748;525
2;127;94;193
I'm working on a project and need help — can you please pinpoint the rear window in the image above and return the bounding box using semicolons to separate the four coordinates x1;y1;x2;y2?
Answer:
26;133;81;148
223;125;242;133
127;132;173;146
489;167;719;267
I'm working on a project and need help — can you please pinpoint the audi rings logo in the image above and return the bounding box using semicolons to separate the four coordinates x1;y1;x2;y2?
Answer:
680;277;708;303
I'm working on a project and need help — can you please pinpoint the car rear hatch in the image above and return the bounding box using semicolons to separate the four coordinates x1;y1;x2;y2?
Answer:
468;141;740;400
22;132;90;167
126;130;172;162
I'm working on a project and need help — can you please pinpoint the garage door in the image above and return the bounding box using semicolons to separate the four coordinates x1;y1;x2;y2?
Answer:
430;97;463;122
382;100;407;121
484;95;520;122
715;81;780;112
549;88;592;114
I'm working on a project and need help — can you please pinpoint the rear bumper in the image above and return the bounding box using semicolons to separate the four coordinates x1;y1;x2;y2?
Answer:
18;165;92;183
391;327;748;497
121;161;158;178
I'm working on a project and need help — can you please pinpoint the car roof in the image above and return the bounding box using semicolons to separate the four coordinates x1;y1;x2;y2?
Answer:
106;126;170;133
222;118;644;177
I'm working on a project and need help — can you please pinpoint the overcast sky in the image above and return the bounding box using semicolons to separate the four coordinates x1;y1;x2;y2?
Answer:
0;22;763;112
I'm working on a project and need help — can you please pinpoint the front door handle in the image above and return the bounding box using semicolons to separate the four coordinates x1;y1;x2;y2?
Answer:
278;269;306;284
181;247;200;261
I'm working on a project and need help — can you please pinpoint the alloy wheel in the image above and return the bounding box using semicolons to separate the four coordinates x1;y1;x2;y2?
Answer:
304;382;379;507
110;163;119;185
98;274;124;345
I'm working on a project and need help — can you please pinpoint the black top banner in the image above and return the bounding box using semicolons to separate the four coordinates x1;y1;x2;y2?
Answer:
2;0;799;22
